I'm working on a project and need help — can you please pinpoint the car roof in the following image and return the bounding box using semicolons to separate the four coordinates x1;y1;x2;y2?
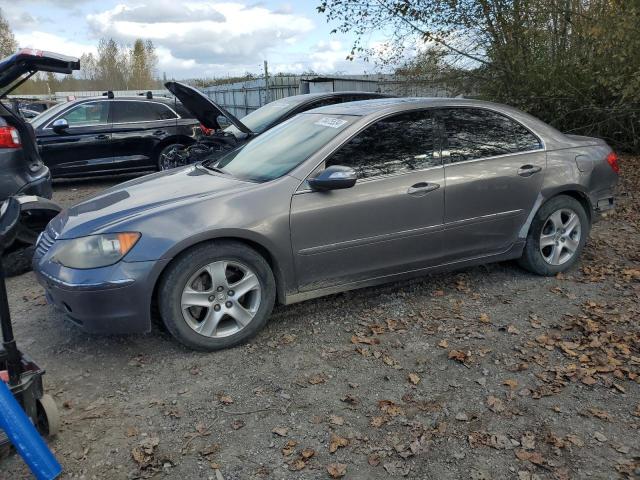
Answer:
304;96;530;116
269;91;389;106
70;96;176;104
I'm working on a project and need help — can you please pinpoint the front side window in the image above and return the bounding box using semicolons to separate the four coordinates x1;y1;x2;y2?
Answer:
211;113;356;182
326;110;440;179
439;108;542;163
59;102;109;126
111;101;176;123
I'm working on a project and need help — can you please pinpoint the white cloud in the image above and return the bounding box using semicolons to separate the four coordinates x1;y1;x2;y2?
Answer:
14;31;96;58
87;2;315;67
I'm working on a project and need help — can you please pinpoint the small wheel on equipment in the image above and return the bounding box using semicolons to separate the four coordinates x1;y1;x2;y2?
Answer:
36;394;60;437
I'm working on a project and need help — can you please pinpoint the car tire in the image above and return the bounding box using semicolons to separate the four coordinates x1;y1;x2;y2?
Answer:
157;143;185;171
518;195;590;276
158;241;276;351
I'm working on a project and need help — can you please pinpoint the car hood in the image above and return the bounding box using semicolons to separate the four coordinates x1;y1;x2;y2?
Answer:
165;81;252;134
50;166;256;239
0;49;79;92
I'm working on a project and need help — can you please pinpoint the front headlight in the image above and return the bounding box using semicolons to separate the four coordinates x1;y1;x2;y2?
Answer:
53;232;141;269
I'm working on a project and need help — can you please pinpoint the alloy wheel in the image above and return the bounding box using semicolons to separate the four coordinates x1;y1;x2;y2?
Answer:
539;208;581;265
180;260;262;338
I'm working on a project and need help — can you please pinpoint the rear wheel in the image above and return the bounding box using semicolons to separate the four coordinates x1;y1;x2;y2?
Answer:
157;143;185;171
158;241;276;351
518;195;589;275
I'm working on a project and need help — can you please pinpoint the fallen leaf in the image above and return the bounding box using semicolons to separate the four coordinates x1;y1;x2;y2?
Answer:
438;339;449;348
486;395;506;413
327;463;347;478
408;373;421;385
514;449;544;465
479;313;491;323
288;458;306;471
218;394;233;405
328;414;344;426
521;432;535;450
378;400;405;417
503;379;518;389
448;349;469;363
272;426;289;437
329;433;349;453
370;416;387;428
351;335;380;345
301;448;315;459
308;373;328;385
282;440;297;456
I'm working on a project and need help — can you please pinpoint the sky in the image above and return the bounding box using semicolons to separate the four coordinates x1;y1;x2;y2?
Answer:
2;0;382;79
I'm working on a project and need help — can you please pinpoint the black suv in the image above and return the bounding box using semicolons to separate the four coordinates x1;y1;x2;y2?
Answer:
31;94;201;177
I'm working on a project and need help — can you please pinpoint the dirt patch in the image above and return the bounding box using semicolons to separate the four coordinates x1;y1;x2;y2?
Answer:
2;161;639;479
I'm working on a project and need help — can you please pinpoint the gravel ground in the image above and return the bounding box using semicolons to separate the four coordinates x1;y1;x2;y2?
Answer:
2;160;639;480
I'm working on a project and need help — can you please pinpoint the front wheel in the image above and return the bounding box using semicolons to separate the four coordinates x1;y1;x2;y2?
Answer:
158;241;276;351
518;195;589;276
157;143;185;171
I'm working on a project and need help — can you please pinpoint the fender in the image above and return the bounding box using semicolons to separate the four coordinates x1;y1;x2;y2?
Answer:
15;195;62;245
518;184;593;239
151;228;293;304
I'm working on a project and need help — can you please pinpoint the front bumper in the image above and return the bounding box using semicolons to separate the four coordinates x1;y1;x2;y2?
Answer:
34;254;169;334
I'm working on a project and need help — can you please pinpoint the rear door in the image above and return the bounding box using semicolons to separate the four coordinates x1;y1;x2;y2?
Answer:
37;100;112;176
438;107;545;261
290;110;445;291
110;100;179;170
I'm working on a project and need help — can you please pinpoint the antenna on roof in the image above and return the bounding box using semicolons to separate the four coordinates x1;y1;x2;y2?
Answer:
146;91;153;99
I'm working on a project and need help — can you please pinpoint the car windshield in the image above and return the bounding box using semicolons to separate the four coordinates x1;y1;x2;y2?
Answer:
30;101;74;127
224;98;300;135
207;113;356;183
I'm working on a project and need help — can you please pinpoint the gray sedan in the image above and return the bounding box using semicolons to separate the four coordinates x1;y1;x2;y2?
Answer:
33;98;619;350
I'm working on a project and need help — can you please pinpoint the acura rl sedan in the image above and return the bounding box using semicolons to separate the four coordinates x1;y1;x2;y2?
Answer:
33;98;618;351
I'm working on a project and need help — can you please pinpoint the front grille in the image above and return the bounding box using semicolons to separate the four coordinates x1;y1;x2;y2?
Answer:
34;227;56;258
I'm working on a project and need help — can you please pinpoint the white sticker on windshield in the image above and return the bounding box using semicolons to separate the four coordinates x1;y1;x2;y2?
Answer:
314;117;348;128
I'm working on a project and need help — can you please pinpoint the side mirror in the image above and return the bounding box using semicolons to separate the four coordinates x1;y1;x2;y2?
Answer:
308;165;357;191
51;118;69;133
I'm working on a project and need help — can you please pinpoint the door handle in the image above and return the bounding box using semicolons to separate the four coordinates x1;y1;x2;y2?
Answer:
407;182;440;196
518;165;542;177
153;130;167;136
95;134;109;140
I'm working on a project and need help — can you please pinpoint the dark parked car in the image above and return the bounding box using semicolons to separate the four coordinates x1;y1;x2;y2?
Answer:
0;50;79;253
34;98;618;351
31;94;201;177
160;81;391;169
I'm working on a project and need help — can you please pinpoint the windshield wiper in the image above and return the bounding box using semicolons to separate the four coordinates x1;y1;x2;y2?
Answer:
204;164;230;175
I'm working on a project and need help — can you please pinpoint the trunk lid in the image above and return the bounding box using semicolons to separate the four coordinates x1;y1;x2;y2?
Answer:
165;81;252;134
0;49;80;94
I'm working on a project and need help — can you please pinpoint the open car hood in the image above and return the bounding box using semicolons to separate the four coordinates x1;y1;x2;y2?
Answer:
165;81;252;134
0;49;80;94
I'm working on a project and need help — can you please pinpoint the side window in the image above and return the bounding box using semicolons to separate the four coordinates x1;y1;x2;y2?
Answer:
326;110;439;179
146;103;178;120
112;101;176;123
59;102;109;126
439;108;542;163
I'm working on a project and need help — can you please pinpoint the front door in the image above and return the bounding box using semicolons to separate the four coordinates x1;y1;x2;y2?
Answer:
37;100;112;176
290;110;445;292
110;100;179;171
437;107;546;261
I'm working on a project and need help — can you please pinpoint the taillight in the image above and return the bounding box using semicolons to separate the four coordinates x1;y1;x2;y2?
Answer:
0;126;21;148
606;152;620;174
200;123;213;135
